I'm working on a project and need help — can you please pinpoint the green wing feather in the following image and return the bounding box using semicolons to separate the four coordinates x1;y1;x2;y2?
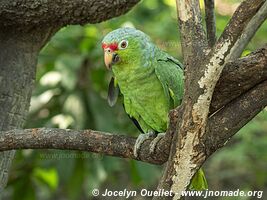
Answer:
155;55;184;109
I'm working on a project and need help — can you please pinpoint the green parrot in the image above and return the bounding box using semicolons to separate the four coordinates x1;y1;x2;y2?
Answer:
102;27;207;190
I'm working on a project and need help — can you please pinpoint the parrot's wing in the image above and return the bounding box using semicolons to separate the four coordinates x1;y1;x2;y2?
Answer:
155;56;184;108
109;77;145;133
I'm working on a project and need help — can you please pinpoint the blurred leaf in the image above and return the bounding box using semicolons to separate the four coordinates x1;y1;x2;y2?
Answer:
66;155;85;200
33;168;59;190
55;54;84;90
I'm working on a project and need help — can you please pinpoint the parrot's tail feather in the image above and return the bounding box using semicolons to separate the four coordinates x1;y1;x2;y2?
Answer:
189;168;208;190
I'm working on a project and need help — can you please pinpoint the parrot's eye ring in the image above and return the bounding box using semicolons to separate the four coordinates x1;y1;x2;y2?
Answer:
119;40;128;49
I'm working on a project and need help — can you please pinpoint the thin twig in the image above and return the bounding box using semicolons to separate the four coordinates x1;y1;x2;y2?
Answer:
204;0;216;47
217;0;264;52
228;1;267;60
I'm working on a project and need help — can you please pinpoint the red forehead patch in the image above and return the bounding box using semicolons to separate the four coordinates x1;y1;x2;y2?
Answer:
102;43;118;51
101;43;108;49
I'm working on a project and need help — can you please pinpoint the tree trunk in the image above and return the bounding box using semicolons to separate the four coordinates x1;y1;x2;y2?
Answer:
0;27;55;192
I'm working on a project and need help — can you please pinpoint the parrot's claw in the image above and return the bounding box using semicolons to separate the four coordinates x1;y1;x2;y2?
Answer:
149;132;165;155
134;131;156;158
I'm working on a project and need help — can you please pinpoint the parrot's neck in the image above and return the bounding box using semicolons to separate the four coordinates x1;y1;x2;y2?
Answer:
112;63;155;93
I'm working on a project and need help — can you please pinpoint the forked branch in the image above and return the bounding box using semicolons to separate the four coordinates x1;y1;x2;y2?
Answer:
228;0;267;60
156;1;267;199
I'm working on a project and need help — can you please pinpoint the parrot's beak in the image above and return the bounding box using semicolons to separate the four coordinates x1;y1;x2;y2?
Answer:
104;51;120;70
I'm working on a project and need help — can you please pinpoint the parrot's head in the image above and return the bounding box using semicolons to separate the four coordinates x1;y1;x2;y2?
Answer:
101;27;152;70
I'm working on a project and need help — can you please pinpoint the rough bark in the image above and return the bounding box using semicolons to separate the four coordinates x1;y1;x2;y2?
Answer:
0;0;140;30
211;45;267;113
0;27;57;192
204;0;216;47
206;80;267;156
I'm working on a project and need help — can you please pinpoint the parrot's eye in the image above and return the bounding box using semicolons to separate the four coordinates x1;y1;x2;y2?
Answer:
119;40;128;49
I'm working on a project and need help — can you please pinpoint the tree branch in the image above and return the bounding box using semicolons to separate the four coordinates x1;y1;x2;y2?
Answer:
206;80;267;155
0;79;266;168
204;0;216;47
228;0;267;60
175;0;207;67
211;45;267;113
217;0;264;55
0;129;137;160
0;0;140;29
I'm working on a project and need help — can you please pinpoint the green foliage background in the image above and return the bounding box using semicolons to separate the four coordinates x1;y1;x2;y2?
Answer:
4;0;267;199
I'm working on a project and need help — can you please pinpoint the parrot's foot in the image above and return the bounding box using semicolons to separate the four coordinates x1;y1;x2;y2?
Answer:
134;131;156;158
149;132;165;155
